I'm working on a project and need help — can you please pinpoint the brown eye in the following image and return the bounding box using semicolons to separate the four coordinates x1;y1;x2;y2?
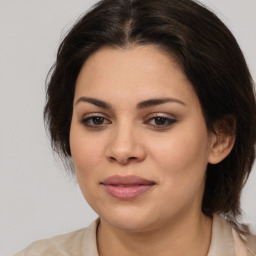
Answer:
81;115;111;128
92;116;104;125
146;115;177;129
154;117;169;126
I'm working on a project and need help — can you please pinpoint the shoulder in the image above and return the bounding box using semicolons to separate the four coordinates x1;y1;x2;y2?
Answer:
14;228;87;256
245;227;256;256
232;220;256;256
14;219;99;256
209;215;256;256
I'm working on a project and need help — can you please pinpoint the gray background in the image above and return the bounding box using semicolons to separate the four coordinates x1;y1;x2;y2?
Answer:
1;0;255;255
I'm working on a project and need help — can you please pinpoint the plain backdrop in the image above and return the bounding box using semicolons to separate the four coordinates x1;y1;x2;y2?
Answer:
1;0;255;255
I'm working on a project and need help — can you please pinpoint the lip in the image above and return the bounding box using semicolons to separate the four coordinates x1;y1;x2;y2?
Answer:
101;175;156;200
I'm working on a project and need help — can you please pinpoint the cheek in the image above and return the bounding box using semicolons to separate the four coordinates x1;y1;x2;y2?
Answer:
69;127;105;205
152;136;207;168
69;124;104;179
147;124;210;187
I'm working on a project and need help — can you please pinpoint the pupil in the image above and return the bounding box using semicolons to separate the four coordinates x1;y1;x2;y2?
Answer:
93;117;103;125
155;117;166;125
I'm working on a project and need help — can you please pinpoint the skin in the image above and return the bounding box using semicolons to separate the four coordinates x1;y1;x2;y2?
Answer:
70;45;234;256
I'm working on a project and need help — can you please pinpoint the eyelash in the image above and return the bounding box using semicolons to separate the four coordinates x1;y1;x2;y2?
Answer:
81;114;177;130
145;115;177;130
81;115;111;129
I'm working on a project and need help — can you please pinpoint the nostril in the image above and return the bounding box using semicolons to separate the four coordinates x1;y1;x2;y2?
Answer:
109;156;116;162
107;156;138;165
106;142;146;164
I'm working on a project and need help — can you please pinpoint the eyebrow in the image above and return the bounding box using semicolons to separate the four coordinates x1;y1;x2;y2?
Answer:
75;97;186;109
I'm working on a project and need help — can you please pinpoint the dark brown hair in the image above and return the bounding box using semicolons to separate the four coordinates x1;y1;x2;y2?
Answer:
44;0;256;224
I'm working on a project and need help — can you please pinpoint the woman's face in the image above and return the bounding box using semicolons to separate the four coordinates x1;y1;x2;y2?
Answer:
70;45;216;232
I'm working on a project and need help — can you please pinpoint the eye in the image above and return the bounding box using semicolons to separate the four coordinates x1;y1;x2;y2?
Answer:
145;115;177;129
81;115;111;128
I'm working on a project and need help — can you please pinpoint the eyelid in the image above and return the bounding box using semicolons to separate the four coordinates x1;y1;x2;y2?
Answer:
80;113;111;128
81;112;111;119
80;111;111;122
144;113;177;130
79;112;177;130
146;112;176;119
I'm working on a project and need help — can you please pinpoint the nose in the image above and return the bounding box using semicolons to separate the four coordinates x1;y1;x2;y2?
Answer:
105;123;146;165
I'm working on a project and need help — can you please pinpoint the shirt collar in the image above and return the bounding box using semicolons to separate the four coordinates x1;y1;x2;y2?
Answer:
85;215;237;256
207;214;236;256
81;218;100;256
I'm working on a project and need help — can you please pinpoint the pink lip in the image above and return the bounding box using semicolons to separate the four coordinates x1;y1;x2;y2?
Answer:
101;175;156;200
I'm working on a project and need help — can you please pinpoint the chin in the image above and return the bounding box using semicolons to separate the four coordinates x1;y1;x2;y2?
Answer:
106;217;154;232
98;205;161;232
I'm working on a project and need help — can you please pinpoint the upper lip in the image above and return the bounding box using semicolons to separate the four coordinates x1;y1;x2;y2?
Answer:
101;175;156;186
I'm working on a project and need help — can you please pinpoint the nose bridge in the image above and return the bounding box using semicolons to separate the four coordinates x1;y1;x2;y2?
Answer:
111;119;136;152
106;118;145;164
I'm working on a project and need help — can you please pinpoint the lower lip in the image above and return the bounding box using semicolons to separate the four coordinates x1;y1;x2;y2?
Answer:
103;184;154;200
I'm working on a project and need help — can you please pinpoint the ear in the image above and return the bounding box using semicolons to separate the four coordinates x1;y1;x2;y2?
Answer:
208;116;236;165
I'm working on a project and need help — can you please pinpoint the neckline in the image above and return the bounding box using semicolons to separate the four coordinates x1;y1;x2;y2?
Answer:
92;215;236;256
207;214;236;256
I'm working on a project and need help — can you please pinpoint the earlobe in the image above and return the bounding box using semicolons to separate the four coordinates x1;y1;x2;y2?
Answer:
208;118;236;164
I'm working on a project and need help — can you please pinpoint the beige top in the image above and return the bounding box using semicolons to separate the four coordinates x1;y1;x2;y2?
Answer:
15;215;256;256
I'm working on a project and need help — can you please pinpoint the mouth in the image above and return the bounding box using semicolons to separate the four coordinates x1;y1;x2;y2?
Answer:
101;175;156;200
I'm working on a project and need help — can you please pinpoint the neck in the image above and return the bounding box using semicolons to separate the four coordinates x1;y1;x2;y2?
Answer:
97;212;212;256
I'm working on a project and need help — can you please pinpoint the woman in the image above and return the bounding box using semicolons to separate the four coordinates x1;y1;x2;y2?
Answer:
16;0;256;255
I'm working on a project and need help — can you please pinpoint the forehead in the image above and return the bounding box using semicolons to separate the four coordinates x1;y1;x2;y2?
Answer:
74;45;198;107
